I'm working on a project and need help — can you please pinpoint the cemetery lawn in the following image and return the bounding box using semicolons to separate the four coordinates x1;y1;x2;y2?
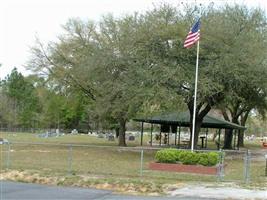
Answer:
0;132;131;146
0;132;263;149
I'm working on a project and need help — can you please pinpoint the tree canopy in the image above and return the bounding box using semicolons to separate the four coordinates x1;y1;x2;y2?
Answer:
12;3;267;147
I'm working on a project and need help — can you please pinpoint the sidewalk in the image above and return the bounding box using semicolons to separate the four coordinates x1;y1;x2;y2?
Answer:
168;185;267;200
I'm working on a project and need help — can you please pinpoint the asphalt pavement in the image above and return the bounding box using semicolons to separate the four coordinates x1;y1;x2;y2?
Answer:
0;181;215;200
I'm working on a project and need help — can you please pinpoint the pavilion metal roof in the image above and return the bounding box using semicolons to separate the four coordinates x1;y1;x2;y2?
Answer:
134;112;246;130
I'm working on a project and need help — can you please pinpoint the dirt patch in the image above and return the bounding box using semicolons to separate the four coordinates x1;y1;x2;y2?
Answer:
0;170;59;185
1;170;265;198
0;170;173;195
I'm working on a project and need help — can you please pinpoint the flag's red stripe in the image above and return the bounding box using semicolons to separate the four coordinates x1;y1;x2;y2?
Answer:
184;36;200;48
184;32;199;41
184;37;199;46
184;43;194;48
185;32;199;40
184;35;199;44
184;37;200;47
184;42;194;48
184;32;200;48
184;35;199;43
183;30;200;48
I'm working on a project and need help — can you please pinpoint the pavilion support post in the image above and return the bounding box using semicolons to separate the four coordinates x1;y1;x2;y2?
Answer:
205;128;208;148
159;129;162;146
150;124;153;146
175;126;177;146
233;129;237;150
235;130;238;149
237;130;240;150
168;127;170;146
178;126;181;148
140;122;144;146
218;129;221;150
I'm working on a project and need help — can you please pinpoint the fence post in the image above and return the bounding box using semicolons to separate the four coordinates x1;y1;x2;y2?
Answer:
6;143;11;169
140;149;144;176
244;149;251;183
217;149;224;181
68;145;73;175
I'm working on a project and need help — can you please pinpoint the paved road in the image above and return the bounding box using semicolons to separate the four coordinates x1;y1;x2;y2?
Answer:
0;181;215;200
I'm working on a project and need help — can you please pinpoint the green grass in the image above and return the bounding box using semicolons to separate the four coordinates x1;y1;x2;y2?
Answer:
0;143;217;183
1;132;266;188
1;131;263;149
0;132;153;147
242;140;263;149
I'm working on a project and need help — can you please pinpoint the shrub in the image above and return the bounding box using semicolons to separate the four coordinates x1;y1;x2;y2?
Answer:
197;152;220;166
155;149;179;163
207;152;219;166
155;149;219;166
198;153;209;166
180;152;199;165
177;151;187;162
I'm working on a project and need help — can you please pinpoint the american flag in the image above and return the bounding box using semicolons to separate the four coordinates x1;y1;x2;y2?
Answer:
184;19;201;48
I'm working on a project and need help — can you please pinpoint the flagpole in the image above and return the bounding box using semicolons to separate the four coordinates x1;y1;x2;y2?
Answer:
191;40;200;152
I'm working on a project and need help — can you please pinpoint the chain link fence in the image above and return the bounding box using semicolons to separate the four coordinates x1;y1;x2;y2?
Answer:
1;143;145;177
221;149;267;185
1;142;266;185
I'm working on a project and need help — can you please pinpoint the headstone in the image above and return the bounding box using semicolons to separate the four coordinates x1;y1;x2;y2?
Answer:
128;135;135;141
71;129;78;134
55;129;59;137
0;138;9;144
108;135;115;141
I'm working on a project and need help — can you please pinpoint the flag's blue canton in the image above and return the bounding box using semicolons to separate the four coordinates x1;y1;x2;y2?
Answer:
191;19;200;33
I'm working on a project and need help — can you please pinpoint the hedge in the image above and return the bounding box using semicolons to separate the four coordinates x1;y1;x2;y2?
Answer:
155;148;220;166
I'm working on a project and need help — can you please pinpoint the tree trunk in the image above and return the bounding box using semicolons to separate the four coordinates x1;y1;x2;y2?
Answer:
223;117;242;149
189;119;203;148
223;129;233;149
238;130;244;147
187;99;212;149
115;127;119;138
118;119;127;146
189;110;204;149
222;109;238;149
238;110;250;147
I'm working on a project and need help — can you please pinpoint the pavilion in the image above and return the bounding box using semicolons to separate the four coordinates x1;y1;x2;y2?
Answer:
133;111;246;150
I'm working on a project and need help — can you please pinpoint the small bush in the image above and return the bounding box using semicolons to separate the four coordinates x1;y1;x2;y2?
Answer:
155;149;219;166
198;153;209;166
181;152;199;165
155;149;178;163
177;151;187;161
207;152;219;166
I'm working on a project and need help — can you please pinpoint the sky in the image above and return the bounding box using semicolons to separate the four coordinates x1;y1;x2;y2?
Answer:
0;0;266;79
